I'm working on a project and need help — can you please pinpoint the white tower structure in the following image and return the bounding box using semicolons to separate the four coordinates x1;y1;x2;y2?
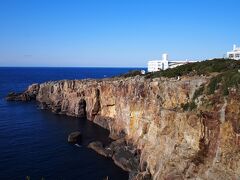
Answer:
233;44;237;50
161;53;169;70
162;53;168;61
147;53;169;72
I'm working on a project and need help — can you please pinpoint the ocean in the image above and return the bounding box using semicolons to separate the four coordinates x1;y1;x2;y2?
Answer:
0;67;144;180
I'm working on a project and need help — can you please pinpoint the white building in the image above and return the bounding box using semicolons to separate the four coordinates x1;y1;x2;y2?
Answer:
148;53;196;72
148;54;169;72
227;44;240;60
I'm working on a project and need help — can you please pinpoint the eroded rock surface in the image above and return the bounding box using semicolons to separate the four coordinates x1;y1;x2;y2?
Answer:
7;76;240;180
88;141;113;157
6;84;39;101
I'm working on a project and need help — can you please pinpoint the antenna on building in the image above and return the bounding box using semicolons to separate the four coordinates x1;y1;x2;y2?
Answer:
233;44;237;50
162;53;168;61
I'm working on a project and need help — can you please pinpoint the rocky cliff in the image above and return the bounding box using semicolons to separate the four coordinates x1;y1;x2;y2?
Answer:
7;75;240;180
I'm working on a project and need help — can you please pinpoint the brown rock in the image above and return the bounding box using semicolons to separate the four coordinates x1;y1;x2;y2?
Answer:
87;141;112;157
68;131;81;143
6;83;39;101
9;75;240;179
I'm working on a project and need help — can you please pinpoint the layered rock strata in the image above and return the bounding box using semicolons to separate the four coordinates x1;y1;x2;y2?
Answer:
7;76;240;180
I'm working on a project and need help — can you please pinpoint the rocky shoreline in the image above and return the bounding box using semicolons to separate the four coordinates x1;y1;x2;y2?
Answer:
6;75;240;180
88;139;143;177
6;80;148;179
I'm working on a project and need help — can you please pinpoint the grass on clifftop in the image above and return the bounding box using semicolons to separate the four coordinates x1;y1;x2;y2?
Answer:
144;59;240;96
118;59;240;97
145;58;240;78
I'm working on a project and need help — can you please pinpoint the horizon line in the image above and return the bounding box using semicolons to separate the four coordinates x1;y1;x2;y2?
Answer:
0;66;147;68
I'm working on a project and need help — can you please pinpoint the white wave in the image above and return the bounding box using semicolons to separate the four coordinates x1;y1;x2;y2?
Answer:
75;143;82;147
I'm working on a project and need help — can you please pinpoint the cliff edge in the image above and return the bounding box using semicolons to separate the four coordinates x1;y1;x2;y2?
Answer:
7;59;240;180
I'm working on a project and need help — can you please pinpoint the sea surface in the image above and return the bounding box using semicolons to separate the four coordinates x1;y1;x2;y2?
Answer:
0;67;144;180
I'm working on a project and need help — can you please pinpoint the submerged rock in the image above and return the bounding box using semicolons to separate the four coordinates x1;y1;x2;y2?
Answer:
6;92;25;101
68;131;81;143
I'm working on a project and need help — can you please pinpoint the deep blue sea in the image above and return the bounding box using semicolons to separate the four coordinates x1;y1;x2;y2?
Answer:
0;67;144;180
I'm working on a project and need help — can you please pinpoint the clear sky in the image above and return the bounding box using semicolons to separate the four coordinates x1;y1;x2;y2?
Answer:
0;0;240;67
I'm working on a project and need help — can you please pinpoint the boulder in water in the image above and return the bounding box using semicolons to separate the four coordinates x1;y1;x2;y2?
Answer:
68;131;81;143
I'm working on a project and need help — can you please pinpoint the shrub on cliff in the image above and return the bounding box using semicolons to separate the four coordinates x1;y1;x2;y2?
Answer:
181;101;197;111
207;69;240;95
145;59;240;78
193;85;205;100
118;70;143;78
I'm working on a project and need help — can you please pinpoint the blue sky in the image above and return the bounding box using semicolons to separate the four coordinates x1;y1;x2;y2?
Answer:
0;0;240;67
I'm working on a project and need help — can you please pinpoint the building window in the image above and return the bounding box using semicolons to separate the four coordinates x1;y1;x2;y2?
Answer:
235;54;240;58
229;54;234;58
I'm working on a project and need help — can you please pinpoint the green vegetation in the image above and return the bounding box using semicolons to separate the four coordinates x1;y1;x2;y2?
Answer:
144;59;240;96
119;59;240;97
118;70;143;78
207;75;221;95
207;69;240;95
181;101;197;111
145;59;240;78
193;86;204;100
181;86;204;111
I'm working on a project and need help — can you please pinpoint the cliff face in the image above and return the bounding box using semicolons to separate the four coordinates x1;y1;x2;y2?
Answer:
9;76;240;180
